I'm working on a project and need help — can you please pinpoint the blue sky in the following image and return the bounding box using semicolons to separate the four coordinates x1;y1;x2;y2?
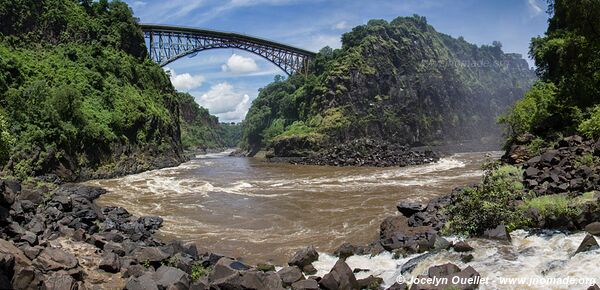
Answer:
125;0;549;122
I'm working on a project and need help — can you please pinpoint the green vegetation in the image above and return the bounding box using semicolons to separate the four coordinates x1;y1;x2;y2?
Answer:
0;0;239;180
0;0;186;180
241;15;536;154
191;263;210;282
177;92;242;150
502;0;600;143
445;163;528;235
519;194;581;221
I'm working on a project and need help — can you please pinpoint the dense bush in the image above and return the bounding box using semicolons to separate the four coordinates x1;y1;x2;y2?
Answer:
446;163;527;235
0;0;184;180
578;105;600;139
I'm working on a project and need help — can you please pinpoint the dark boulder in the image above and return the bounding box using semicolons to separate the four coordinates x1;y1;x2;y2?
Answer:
302;264;317;275
33;248;78;271
575;234;599;254
288;246;319;268
126;272;159;290
277;266;304;287
428;263;461;277
387;282;408;290
433;237;451;251
380;215;437;252
292;278;319;290
319;259;358;290
482;224;511;241
154;266;190;289
396;202;426;218
334;243;356;259
132;247;170;264
42;271;74;290
400;253;432;274
99;252;121;273
585;222;600;235
452;241;474;252
357;275;383;289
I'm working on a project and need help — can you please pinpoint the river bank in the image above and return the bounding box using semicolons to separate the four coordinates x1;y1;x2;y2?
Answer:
0;136;599;289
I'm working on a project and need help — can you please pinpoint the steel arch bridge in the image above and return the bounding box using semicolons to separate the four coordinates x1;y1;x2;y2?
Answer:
140;24;316;76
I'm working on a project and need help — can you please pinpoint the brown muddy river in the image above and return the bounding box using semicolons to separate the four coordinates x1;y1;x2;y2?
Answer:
88;151;494;265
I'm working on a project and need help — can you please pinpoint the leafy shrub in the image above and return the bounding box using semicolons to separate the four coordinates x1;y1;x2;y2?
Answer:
446;164;527;235
191;263;210;282
0;111;14;163
574;153;599;168
499;81;557;140
578;105;600;139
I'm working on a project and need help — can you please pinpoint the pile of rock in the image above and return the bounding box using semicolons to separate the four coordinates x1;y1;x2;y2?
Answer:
291;138;440;167
518;135;600;196
0;179;394;290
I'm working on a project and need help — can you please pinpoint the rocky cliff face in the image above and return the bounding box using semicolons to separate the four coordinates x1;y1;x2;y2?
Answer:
241;15;537;156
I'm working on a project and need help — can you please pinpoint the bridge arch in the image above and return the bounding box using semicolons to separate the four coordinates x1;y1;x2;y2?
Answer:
140;24;316;76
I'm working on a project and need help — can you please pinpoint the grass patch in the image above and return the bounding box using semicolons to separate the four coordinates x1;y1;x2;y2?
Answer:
574;153;599;168
519;194;581;219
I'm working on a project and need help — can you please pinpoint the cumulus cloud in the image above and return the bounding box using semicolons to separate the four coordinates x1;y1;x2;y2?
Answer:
196;82;251;122
221;54;259;74
165;68;205;91
527;0;544;16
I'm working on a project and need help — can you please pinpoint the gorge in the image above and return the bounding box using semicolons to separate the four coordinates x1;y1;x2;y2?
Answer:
1;0;600;289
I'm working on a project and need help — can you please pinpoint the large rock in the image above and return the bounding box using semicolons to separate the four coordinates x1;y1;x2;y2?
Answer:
482;224;511;242
387;282;408;290
42;271;74;290
288;246;319;268
380;215;437;252
319;259;358;290
126;272;159;290
99;252;121;273
33;248;78;271
208;257;251;282
292;278;319;290
452;241;474;252
154;266;190;289
357;275;383;289
396;202;426;218
277;266;304;286
575;234;599;254
585;222;600;235
411;265;480;290
132;247;170;264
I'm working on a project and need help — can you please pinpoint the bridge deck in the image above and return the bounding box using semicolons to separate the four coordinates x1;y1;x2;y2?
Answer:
140;24;316;57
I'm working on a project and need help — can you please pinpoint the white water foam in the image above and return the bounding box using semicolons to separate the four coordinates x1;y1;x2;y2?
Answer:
313;230;600;289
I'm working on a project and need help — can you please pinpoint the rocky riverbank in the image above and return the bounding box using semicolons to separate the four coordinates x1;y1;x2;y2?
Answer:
0;179;393;290
267;138;440;168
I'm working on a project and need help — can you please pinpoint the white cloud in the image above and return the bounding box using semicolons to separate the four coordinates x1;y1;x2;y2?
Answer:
131;1;147;8
165;68;205;91
221;54;259;74
306;34;341;51
333;21;349;30
196;82;252;122
527;0;544;16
